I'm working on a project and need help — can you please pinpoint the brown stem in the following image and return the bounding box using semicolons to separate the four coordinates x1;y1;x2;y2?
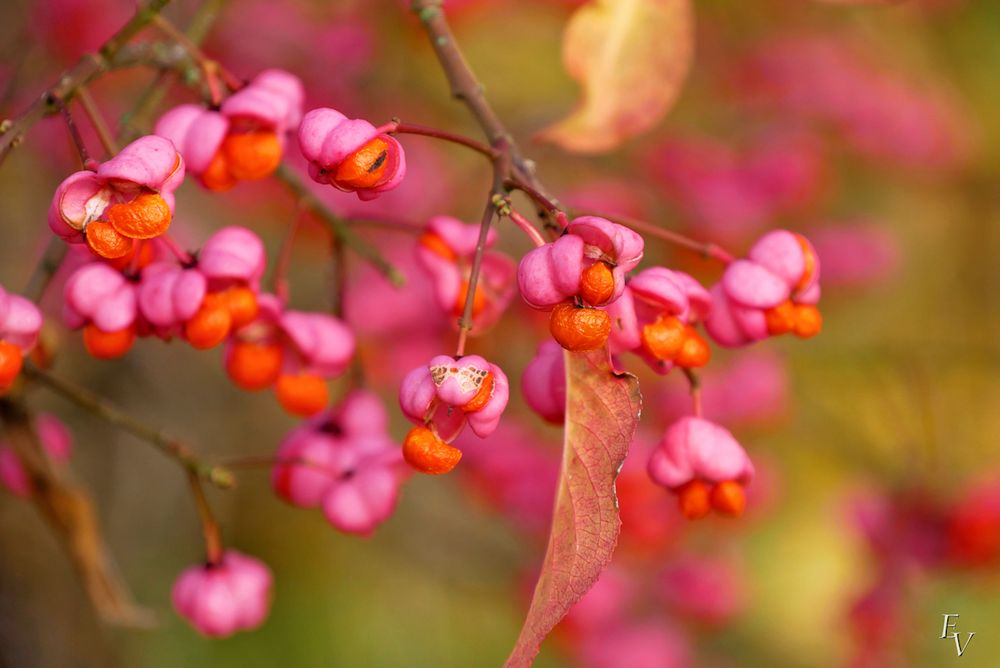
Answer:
273;163;405;287
0;397;153;627
682;367;703;418
575;209;735;264
410;0;558;209
455;139;510;356
22;364;234;489
387;121;497;159
271;206;304;303
187;471;223;565
53;95;92;167
76;86;119;157
0;0;175;165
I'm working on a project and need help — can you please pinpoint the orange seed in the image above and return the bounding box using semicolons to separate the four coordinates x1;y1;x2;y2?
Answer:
221;130;282;181
641;314;686;361
82;324;135;359
106;192;172;239
226;341;283;391
402;426;462;475
201;150;237;192
462;372;495;413
675;327;711;368
333;137;391;190
578;261;616;306
85;221;133;259
0;341;24;390
549;302;611;352
710;480;746;517
676;479;712;520
418;232;457;262
793;304;822;338
275;373;329;417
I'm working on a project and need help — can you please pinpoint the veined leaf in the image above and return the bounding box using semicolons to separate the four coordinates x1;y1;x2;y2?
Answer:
505;348;642;667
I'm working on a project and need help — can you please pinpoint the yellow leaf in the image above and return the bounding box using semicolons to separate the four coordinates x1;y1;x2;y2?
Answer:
537;0;694;154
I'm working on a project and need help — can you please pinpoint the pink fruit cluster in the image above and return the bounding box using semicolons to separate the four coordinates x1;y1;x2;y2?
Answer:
272;391;406;535
398;354;510;475
172;550;273;637
0;283;43;393
415;215;516;332
48;135;184;259
155;69;304;191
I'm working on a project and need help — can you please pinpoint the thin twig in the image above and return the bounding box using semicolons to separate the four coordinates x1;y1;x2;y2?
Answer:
76;86;119;156
682;367;703;418
22;364;234;488
0;0;174;165
273;163;405;287
187;471;223;564
386;121;497;159
575;209;735;264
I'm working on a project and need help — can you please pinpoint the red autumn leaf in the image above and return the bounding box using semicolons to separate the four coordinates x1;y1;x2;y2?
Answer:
504;348;642;667
536;0;694;154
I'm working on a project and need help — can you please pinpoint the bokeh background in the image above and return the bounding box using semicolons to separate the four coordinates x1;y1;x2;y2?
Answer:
1;0;999;666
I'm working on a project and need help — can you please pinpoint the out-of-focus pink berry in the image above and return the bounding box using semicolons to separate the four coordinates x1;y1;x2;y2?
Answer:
706;229;822;347
155;70;303;190
605;267;712;374
415;215;516;333
138;262;207;330
172;550;272;637
198;226;267;290
272;391;405;535
521;341;566;424
0;413;73;497
62;263;138;333
648;417;754;520
0;285;43;351
658;556;745;625
811;222;899;288
298;108;406;200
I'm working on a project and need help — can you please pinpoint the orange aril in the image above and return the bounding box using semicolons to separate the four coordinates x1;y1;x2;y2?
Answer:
201;151;237;192
453;280;488;317
184;299;232;350
793;304;822;338
794;233;817;294
461;372;494;413
676;479;711;520
641;314;686;361
275;373;329;417
0;341;24;390
226;340;283;391
675;327;711;368
710;480;746;517
85;221;133;259
82;323;135;359
106;192;172;239
107;238;156;271
218;286;259;329
579;261;616;306
764;300;796;336
221;130;282;181
549;302;611;352
333;137;390;189
418;232;457;262
402;426;462;475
